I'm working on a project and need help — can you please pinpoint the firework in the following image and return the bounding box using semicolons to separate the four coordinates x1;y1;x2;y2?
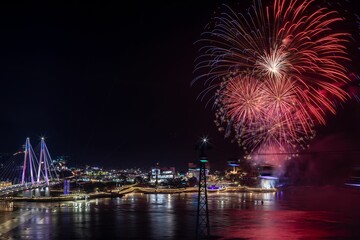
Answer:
215;73;314;154
195;0;353;154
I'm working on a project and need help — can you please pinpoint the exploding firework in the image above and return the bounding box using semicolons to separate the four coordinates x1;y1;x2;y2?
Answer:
215;73;315;154
195;0;354;156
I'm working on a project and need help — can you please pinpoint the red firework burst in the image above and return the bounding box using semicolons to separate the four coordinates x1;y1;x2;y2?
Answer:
196;0;354;154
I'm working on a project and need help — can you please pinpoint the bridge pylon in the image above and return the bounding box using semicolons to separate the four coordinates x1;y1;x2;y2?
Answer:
21;138;36;185
36;138;58;185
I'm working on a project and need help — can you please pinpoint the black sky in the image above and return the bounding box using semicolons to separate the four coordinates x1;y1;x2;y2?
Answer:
0;1;360;174
0;1;242;170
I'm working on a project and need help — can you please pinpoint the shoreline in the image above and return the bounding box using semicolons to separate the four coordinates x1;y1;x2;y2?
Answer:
112;186;276;194
10;186;276;202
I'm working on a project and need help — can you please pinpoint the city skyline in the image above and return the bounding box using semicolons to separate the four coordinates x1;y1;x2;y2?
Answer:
0;1;359;177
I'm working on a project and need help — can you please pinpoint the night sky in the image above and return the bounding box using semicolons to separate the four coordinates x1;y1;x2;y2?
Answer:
0;0;360;175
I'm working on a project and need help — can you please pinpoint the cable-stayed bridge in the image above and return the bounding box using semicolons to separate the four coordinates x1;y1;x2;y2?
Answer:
0;138;60;197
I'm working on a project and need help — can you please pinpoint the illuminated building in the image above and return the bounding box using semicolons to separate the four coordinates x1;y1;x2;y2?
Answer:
150;166;176;183
0;181;12;188
187;162;209;180
227;159;239;174
258;164;279;189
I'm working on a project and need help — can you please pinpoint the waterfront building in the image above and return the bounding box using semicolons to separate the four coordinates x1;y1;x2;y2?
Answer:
186;162;209;181
227;159;239;174
150;166;176;183
0;181;12;187
258;164;279;189
52;156;71;170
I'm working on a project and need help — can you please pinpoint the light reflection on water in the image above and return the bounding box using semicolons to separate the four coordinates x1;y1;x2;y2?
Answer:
0;186;359;239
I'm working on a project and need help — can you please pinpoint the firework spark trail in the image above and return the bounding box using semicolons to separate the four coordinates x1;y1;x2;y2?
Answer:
195;0;355;161
216;74;314;154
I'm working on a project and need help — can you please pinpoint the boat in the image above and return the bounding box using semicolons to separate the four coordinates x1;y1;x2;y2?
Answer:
207;185;226;192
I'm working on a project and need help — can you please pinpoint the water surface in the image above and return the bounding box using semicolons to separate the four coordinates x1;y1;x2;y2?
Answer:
0;186;359;239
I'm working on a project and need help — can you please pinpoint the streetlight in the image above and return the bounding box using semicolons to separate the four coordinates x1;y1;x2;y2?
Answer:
198;137;210;158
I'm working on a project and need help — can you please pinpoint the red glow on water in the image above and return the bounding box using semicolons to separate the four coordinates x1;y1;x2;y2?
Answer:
217;211;349;239
210;186;360;239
